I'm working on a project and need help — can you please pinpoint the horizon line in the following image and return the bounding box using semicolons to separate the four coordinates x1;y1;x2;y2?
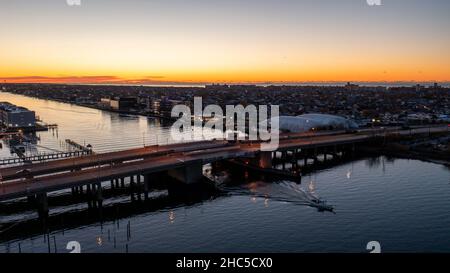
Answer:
1;75;450;86
1;80;449;88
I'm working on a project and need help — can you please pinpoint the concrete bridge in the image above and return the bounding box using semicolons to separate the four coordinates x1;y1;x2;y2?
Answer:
0;125;448;217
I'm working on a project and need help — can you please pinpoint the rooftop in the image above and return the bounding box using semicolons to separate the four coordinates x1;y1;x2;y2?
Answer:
0;102;32;113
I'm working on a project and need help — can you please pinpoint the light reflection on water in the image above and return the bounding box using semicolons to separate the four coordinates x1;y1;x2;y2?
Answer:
0;92;219;158
1;92;450;252
0;92;173;158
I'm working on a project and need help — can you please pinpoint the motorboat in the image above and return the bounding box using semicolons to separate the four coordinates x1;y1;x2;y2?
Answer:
308;198;334;212
278;181;335;212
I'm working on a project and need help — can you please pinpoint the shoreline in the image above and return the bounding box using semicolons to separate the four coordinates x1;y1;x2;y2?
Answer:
77;102;177;121
1;91;176;121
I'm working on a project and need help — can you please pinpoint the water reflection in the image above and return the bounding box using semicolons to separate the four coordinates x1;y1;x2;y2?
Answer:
0;92;176;157
96;236;103;246
346;169;352;179
308;180;316;193
169;211;175;224
0;186;216;247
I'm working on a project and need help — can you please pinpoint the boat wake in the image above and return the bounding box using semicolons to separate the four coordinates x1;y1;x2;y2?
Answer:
223;180;335;213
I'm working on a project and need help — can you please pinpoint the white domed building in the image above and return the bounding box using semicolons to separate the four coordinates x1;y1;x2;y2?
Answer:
266;114;358;133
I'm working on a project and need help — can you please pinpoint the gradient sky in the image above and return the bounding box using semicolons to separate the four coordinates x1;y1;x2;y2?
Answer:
1;0;449;84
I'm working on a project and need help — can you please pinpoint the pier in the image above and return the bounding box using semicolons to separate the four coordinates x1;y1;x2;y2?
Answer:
0;150;94;166
65;139;93;152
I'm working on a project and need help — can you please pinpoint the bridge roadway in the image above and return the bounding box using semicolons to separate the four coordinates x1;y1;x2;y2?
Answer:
0;126;448;202
0;129;370;181
0;133;372;201
0;140;230;181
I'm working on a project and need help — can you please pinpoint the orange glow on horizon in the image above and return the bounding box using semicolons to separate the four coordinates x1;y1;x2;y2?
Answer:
2;30;449;85
2;26;449;84
1;70;449;85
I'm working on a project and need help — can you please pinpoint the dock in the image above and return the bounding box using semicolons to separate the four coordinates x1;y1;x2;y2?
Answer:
0;150;94;166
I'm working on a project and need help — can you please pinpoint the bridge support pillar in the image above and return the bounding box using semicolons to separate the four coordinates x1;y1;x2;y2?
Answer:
27;195;36;205
168;160;203;184
94;183;103;208
86;184;93;208
292;155;298;169
137;175;142;201
143;175;150;200
257;151;273;169
130;175;135;201
36;193;49;219
313;156;319;165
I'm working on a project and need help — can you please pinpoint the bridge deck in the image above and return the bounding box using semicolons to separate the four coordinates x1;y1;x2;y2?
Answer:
0;126;448;202
0;140;229;180
0;134;371;201
0;146;245;201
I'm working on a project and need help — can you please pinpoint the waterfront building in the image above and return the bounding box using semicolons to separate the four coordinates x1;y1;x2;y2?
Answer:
152;98;184;117
99;97;111;108
0;102;36;128
110;97;138;110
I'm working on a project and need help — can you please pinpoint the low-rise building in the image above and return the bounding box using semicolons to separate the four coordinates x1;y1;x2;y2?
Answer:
0;102;36;128
109;97;137;110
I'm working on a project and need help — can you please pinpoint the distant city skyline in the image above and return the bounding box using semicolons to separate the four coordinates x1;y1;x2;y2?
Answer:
1;0;450;84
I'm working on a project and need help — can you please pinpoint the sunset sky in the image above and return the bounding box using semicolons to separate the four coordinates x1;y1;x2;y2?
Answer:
1;0;449;84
